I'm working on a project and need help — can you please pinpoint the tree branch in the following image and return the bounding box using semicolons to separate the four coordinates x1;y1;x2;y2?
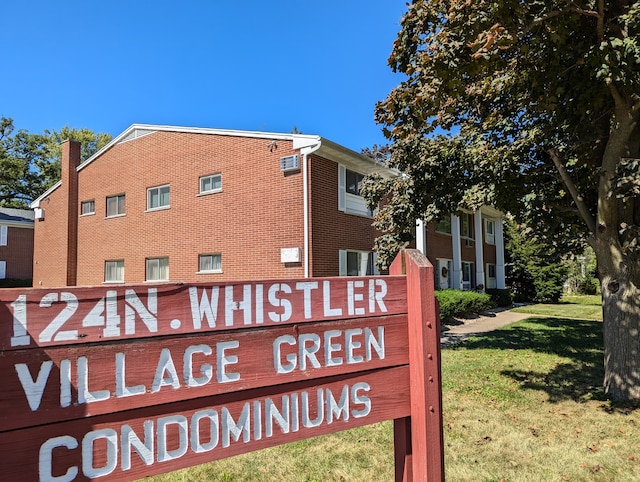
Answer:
548;148;597;234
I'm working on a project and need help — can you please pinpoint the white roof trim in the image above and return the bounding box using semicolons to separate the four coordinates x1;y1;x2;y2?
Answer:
30;123;396;207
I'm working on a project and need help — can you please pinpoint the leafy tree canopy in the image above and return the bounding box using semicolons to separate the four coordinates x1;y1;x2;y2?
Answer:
364;1;640;400
0;118;112;208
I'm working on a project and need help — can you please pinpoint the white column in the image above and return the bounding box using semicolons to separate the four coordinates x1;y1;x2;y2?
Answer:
474;211;485;290
451;214;463;290
495;219;506;289
415;219;427;255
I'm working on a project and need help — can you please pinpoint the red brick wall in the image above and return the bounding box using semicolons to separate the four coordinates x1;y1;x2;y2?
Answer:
0;226;34;280
33;186;69;288
67;131;305;285
308;155;379;277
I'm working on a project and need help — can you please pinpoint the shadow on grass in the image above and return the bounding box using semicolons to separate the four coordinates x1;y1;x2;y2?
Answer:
450;317;607;404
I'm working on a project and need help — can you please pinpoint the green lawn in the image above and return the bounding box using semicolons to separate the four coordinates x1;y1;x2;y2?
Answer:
145;296;640;482
511;294;603;321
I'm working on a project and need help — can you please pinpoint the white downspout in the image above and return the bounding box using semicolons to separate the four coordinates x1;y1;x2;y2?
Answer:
300;141;321;278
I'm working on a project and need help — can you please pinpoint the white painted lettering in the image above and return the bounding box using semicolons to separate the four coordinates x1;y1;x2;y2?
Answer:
365;326;385;360
115;353;146;397
369;279;388;313
39;435;78;482
299;333;321;370
324;330;343;367
273;334;297;373
265;396;290;437
345;328;364;364
347;280;365;316
189;286;219;329
184;344;213;387
268;283;292;322
151;348;181;392
78;356;110;404
125;288;157;335
323;281;342;317
121;421;154;470
225;285;252;326
351;382;371;418
295;281;318;318
82;429;118;478
191;409;219;453
217;340;240;382
222;403;251;447
326;385;350;423
157;415;188;462
60;358;72;408
15;360;53;411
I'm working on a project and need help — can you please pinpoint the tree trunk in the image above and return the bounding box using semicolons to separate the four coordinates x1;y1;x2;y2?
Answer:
601;265;640;401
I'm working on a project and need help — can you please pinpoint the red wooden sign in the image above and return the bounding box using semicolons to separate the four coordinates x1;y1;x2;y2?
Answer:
0;250;444;481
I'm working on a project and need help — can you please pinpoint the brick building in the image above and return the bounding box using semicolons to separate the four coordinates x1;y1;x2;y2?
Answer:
30;124;505;289
30;125;393;287
0;207;34;281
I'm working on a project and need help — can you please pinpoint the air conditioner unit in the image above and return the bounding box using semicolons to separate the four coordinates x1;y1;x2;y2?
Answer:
280;155;299;172
34;208;45;220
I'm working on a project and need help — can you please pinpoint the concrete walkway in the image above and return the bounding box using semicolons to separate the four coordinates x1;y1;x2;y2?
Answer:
440;308;531;347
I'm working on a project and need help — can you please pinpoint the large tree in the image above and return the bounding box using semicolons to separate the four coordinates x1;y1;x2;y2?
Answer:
363;1;640;400
0;118;112;208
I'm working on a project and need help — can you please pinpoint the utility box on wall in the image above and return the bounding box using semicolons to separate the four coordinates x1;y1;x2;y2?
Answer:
280;247;301;263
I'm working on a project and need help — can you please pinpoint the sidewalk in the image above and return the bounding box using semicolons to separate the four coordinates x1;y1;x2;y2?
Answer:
440;308;531;347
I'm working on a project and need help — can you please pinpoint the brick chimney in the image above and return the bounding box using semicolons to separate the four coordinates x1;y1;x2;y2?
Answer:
62;140;81;286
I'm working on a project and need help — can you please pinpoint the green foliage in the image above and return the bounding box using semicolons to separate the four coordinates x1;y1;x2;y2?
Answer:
485;288;513;308
435;289;495;322
506;220;567;303
564;246;600;295
0;117;112;207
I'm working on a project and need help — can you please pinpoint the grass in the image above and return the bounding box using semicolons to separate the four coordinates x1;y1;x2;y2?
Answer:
145;296;640;482
511;293;603;321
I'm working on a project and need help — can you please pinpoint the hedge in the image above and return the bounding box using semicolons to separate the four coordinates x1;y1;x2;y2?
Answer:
435;289;495;322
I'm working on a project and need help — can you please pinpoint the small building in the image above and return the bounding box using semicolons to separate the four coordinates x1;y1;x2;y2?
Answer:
0;207;35;281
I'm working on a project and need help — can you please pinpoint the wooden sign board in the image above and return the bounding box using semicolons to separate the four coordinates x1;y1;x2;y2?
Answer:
0;250;444;481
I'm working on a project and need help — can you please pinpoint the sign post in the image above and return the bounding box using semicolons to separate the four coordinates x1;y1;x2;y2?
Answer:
0;249;443;481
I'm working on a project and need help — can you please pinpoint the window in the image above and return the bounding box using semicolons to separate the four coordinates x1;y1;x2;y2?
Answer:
81;200;95;215
0;260;5;279
0;225;7;246
146;257;169;281
106;194;126;217
485;219;495;245
338;165;373;217
462;261;475;290
339;250;378;276
486;263;497;289
198;254;222;273
147;185;170;210
435;216;451;234
461;213;474;239
104;260;124;283
199;174;222;194
346;169;365;196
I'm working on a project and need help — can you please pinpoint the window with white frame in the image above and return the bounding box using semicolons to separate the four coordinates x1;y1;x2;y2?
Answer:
0;260;5;279
81;200;95;216
435;216;452;234
461;213;474;239
198;253;222;273
485;219;495;245
486;263;497;289
338;165;373;217
106;194;126;217
0;225;7;246
462;261;475;290
104;260;124;283
146;257;169;281
199;174;222;194
147;185;170;210
339;249;378;276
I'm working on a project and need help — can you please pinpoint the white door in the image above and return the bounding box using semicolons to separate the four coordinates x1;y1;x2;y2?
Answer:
437;260;451;290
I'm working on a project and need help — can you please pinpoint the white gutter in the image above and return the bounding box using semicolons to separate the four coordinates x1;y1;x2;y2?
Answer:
297;139;322;278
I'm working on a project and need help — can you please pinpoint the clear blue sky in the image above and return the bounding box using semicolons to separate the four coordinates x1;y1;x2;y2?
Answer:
1;1;408;152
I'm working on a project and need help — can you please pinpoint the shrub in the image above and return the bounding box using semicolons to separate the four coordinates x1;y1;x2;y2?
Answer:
435;289;495;322
486;288;513;307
